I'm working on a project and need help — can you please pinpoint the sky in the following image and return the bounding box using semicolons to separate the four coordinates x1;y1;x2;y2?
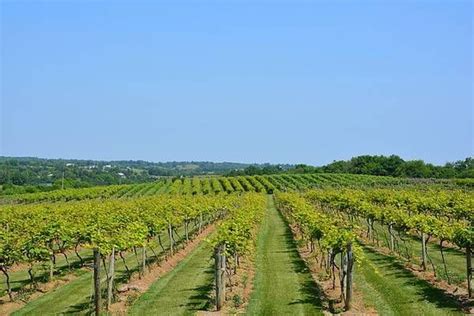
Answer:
0;0;472;166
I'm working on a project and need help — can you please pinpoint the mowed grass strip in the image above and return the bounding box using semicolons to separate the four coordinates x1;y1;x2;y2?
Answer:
12;269;94;316
12;226;189;315
355;244;464;315
13;247;149;316
1;248;93;294
128;239;214;315
246;195;323;316
371;222;467;284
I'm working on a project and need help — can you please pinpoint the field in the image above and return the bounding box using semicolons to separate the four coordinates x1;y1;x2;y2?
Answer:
1;174;473;315
1;172;470;205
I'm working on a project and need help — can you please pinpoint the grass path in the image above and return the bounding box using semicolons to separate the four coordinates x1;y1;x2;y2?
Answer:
12;247;149;315
246;195;323;315
12;226;192;315
371;222;467;284
128;238;214;315
12;268;95;315
355;245;464;315
2;249;93;294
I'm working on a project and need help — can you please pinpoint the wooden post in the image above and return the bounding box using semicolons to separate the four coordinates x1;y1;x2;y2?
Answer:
185;217;189;242
467;245;472;298
421;233;427;271
49;256;54;281
93;248;101;316
327;249;332;274
168;223;174;255
234;252;239;274
215;244;226;310
199;213;203;233
340;250;346;300
142;246;147;276
367;218;373;241
389;224;394;252
106;247;115;310
344;244;354;311
0;267;12;301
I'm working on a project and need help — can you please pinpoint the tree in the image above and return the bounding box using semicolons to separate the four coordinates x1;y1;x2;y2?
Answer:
396;160;431;178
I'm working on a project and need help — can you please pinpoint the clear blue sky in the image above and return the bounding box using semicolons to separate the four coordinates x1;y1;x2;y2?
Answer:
1;1;472;165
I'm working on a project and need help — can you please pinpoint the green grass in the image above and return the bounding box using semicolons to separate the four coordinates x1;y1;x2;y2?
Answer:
370;221;467;284
2;248;93;294
246;195;323;315
355;244;464;315
12;269;95;315
12;227;189;315
128;238;214;315
157;179;173;194
13;247;151;315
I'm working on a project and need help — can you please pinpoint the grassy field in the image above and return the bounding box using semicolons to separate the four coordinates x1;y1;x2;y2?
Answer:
1;248;93;294
246;195;323;315
128;237;214;315
13;247;149;315
4;195;470;315
355;245;464;315
12;227;190;315
12;269;96;315
370;222;467;284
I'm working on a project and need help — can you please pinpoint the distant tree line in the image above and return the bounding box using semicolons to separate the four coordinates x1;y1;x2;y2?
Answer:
1;155;472;195
225;164;292;176
0;157;282;194
227;155;474;179
0;159;152;195
322;155;473;178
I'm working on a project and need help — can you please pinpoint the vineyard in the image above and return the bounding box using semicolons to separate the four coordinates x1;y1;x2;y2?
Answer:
3;0;471;313
1;175;473;315
1;172;470;205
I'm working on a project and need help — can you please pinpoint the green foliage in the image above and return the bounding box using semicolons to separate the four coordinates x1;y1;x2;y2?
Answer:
0;157;289;192
0;193;241;298
211;193;266;258
322;155;474;179
232;294;243;307
276;192;356;255
3;172;471;205
304;188;473;247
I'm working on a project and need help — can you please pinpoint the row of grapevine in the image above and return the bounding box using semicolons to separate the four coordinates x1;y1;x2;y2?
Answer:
0;179;172;204
304;188;473;297
211;178;224;194
181;178;193;195
265;175;285;191
275;193;356;310
3;173;471;204
3;184;130;204
0;194;239;309
255;175;276;193
271;175;298;190
219;177;234;193
229;177;245;192
199;178;212;194
236;176;254;192
192;177;202;195
167;178;183;194
246;176;266;193
210;193;267;310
